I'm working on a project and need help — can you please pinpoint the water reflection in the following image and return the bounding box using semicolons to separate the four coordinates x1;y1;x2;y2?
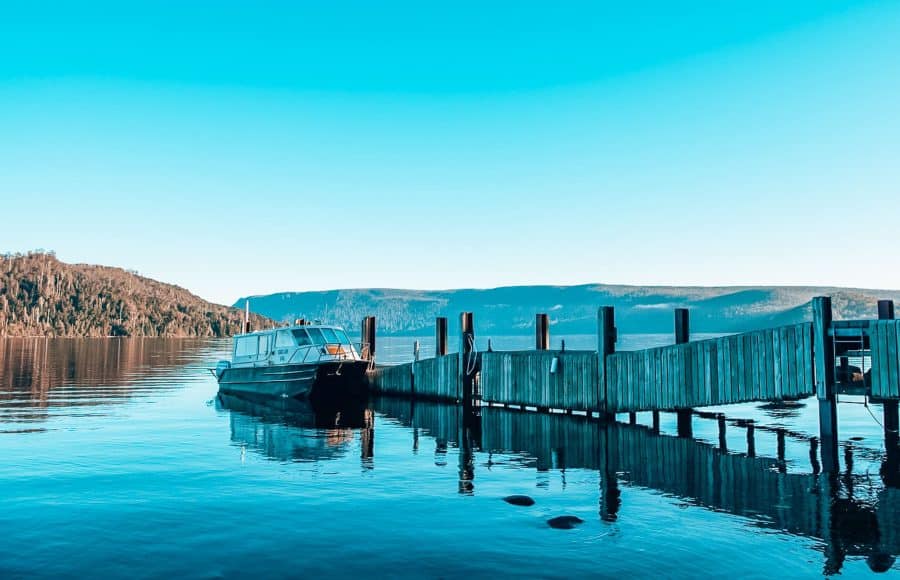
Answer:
215;393;372;463
2;337;899;575
372;397;900;575
0;337;220;429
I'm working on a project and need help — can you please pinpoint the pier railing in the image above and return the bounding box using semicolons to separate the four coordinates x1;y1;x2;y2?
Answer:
605;323;814;413
480;350;598;412
871;319;900;399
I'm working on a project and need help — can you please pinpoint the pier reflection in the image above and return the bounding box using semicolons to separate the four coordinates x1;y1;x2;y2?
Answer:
216;393;372;463
373;397;900;575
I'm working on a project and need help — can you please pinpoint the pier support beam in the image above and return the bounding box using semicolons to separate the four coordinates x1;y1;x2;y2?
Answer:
674;308;693;438
536;313;550;350
813;297;839;473
746;421;756;457
717;414;727;451
435;317;448;357
597;306;617;422
460;312;476;404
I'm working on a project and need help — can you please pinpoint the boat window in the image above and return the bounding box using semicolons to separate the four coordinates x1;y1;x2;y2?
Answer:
306;327;327;345
258;334;269;354
335;329;352;345
321;328;339;343
274;330;295;348
235;336;257;357
291;329;313;347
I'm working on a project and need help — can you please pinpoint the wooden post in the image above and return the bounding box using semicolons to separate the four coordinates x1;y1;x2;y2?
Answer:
460;312;475;404
746;421;756;457
675;308;692;438
674;308;690;344
813;297;838;472
652;411;660;432
597;306;616;421
435;317;448;357
536;313;550;350
717;414;727;451
878;299;896;320
361;316;376;361
628;412;637;425
878;300;899;435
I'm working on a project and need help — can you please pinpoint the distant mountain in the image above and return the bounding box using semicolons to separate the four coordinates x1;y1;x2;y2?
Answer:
236;284;900;336
0;252;270;337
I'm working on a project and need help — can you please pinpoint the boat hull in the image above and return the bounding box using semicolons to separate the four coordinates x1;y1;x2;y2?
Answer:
217;360;370;401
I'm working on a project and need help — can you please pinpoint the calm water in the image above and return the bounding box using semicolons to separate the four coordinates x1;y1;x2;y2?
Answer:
1;336;898;578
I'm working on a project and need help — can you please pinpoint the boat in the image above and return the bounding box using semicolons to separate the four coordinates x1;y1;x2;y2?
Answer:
213;321;372;401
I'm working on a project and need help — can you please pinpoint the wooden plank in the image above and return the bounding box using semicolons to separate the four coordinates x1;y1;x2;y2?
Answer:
894;321;900;398
655;347;662;410
765;329;775;401
804;323;815;396
773;328;783;400
873;322;886;397
887;321;899;398
779;325;802;399
744;333;754;403
789;325;799;399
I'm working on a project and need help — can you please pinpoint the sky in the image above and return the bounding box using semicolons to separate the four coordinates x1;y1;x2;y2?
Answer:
2;1;899;305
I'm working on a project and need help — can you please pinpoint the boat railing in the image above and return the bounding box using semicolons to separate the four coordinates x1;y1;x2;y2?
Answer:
285;342;367;365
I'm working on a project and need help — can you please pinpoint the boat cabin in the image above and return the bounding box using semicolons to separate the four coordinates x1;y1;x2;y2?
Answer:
231;324;363;367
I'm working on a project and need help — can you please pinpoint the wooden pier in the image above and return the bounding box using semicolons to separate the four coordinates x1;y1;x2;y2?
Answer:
366;296;900;465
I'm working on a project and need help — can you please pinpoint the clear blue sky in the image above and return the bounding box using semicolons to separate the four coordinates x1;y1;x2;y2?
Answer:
2;1;899;304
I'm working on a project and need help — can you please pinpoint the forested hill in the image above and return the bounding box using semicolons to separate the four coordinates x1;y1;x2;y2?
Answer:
0;252;270;337
237;285;900;336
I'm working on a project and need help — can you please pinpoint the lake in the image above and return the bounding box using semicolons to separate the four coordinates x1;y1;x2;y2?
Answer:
1;336;898;578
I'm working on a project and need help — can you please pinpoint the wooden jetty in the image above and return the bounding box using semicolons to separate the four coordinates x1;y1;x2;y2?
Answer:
365;296;900;468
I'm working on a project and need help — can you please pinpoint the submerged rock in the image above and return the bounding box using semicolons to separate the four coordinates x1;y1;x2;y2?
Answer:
503;495;535;507
547;515;584;529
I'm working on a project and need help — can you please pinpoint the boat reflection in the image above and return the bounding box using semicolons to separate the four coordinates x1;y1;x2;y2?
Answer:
373;397;900;575
216;393;372;463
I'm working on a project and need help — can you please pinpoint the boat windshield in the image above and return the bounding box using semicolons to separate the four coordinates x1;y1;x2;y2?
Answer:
334;329;352;345
291;329;314;347
305;327;327;345
321;328;340;344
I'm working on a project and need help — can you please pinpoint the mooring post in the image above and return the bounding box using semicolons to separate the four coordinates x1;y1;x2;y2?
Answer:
813;296;838;472
628;412;637;425
361;316;376;361
597;306;616;421
746;421;756;457
435;317;448;357
717;414;727;451
674;308;693;438
460;312;476;404
878;300;899;437
536;313;550;350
